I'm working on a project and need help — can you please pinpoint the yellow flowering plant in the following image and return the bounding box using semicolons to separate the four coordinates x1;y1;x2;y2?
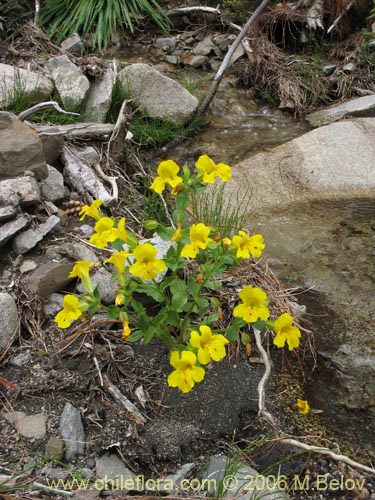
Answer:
55;154;303;392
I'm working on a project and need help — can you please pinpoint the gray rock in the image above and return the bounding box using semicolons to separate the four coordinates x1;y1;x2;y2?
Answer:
10;351;32;366
155;36;178;52
47;56;90;108
181;54;207;68
77;266;115;304
24;260;73;298
0;216;29;248
0;112;48;180
95;453;135;482
19;260;38;273
0;175;41;207
40;165;65;201
159;463;195;493
43;293;64;317
193;35;217;56
164;55;180;65
49;242;98;264
62;145;113;205
0;63;54;107
4;411;47;439
61;33;84;55
0;205;16;222
343;62;356;73
59;402;85;462
85;66;116;123
306;95;375;127
118;63;198;124
39;129;65;164
13;215;60;254
79;224;94;239
45;436;65;460
227;118;375;216
322;64;336;75
0;292;18;349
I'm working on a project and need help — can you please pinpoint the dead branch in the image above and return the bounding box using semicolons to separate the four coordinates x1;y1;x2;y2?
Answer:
167;6;221;15
253;328;375;476
92;160;119;203
102;375;147;425
34;0;40;25
33;122;115;139
195;0;270;118
17;101;80;121
327;0;356;34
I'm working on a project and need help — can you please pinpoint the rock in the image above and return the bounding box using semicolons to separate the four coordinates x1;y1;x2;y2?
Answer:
4;411;47;439
19;260;38;273
39;129;65;165
0;176;41;206
59;402;85;462
24;260;73;298
12;215;60;254
72;489;102;500
0;216;29;248
193;35;217;56
118;63;198;124
0;112;48;180
85;66;116;122
61;33;84;55
181;54;207;68
0;292;18;349
40;165;65;202
45;436;65;459
95;453;136;482
0;63;53;107
155;36;178;52
43;293;64;317
202;455;289;500
79;224;94;239
0;205;16;222
62;145;113;205
47;56;90;108
306;95;375;127
227;118;375;215
230;43;246;64
10;351;32;366
322;64;336;75
343;62;356;73
77;267;115;304
159;463;195;493
164;55;180;65
47;242;98;264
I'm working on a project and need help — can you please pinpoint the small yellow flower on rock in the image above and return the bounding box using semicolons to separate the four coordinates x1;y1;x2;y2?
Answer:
150;160;183;194
105;251;130;275
181;223;212;258
55;294;82;329
195;154;232;184
69;260;93;293
296;399;310;415
79;200;103;221
129;243;166;281
232;231;265;259
189;325;229;364
233;286;270;323
167;350;205;393
122;320;131;340
273;312;301;351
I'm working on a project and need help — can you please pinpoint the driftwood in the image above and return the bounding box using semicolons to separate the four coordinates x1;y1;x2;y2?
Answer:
167;6;221;15
195;0;270;117
33;122;115;139
17;101;80;121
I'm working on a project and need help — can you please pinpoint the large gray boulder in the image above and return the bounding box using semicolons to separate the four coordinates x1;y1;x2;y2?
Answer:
118;63;198;124
227;118;375;215
47;56;90;108
0;63;53;107
0;112;47;180
306;94;375;127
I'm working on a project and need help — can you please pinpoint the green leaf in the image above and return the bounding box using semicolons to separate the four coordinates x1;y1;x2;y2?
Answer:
166;309;181;327
106;305;121;319
155;225;175;241
128;330;144;342
143;327;156;345
196;297;209;314
226;326;239;342
251;320;268;332
136;283;165;303
240;331;250;345
172;292;188;311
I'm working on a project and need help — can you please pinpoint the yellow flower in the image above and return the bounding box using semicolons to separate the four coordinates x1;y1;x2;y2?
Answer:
129;243;166;281
167;350;205;393
115;292;126;306
232;231;265;259
79;200;103;221
273;312;301;351
171;223;182;241
222;237;232;246
89;217;118;249
122;320;131;340
296;399;310;415
150;160;183;194
181;223;212;259
105;251;130;275
69;260;93;293
233;286;270;323
189;325;229;364
115;217;128;242
55;294;82;329
195;154;232;183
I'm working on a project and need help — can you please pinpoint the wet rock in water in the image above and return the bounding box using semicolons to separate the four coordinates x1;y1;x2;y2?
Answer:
0;63;54;107
95;453;136;482
61;33;84;55
40;165;65;202
117;63;198;124
85;64;117;123
47;56;90;108
0;175;41;206
0;292;18;349
306;95;375;127
0;216;29;248
12;215;60;254
4;411;47;439
0;205;16;223
59;402;85;462
24;260;73;298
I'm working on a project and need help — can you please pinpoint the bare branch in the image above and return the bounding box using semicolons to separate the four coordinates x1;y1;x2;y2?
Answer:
17;101;80;121
167;6;221;16
103;375;146;425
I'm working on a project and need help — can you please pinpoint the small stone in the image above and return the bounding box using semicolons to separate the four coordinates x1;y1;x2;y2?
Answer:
155;37;177;53
85;66;116;123
343;62;356;73
19;260;38;273
0;216;29;248
5;411;47;439
181;54;207;68
95;454;136;482
159;463;195;493
43;293;64;317
47;56;90;108
0;205;16;223
0;176;41;206
165;55;180;65
79;224;94;239
24;260;73;298
59;403;85;462
10;351;32;367
12;215;60;254
77;267;115;305
322;64;336;76
61;33;84;55
45;437;65;460
193;35;216;56
40;165;65;202
0;292;19;349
